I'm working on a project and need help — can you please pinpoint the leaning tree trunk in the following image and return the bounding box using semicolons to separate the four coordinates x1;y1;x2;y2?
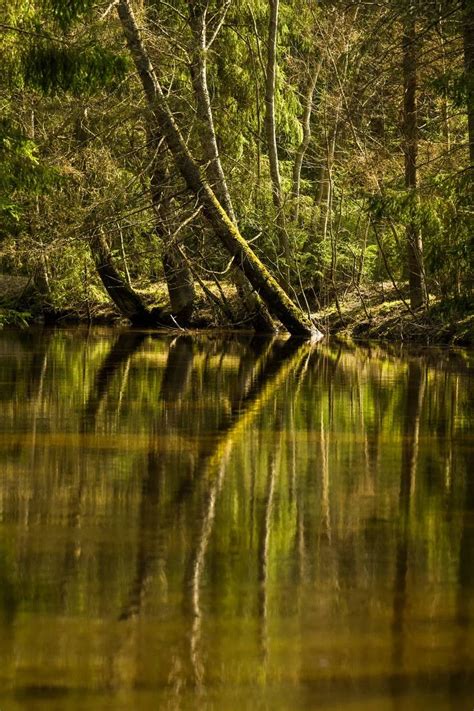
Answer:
75;107;152;323
91;229;151;323
462;0;474;165
402;7;427;310
187;1;274;331
117;0;319;337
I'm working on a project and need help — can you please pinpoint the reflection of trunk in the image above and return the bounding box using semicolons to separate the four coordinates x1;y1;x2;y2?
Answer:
452;438;474;689
457;449;474;592
183;342;305;681
186;445;231;687
258;434;280;663
83;331;147;429
90;230;152;323
265;0;290;269
119;450;165;621
187;2;274;331
119;337;309;625
462;0;474;165
320;414;331;542
195;339;308;461
391;360;425;672
402;9;426;309
27;331;51;487
149;143;195;321
160;336;194;402
119;338;195;622
117;0;317;337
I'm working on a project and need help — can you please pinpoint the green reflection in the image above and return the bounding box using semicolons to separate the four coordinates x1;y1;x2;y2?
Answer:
0;329;473;710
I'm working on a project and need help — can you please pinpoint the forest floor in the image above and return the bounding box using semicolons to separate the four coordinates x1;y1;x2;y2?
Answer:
1;278;473;345
319;285;474;346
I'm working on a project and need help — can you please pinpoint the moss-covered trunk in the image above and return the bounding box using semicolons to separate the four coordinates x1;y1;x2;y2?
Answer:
91;230;151;324
117;0;319;338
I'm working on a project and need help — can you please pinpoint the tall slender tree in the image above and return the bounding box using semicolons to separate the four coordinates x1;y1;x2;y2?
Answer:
462;0;474;165
402;3;427;309
116;0;319;337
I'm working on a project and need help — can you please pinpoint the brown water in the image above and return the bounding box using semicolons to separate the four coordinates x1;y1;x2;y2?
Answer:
0;328;473;710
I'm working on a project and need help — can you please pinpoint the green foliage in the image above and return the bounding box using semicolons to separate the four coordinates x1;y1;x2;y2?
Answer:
0;120;60;232
23;44;130;95
0;0;471;323
0;308;32;328
423;172;474;297
40;0;95;29
431;70;467;108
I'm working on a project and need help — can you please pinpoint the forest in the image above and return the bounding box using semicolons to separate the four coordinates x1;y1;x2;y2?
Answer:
1;0;473;340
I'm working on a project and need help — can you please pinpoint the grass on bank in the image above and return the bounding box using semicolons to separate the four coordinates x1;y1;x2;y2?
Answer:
1;275;473;345
318;286;474;345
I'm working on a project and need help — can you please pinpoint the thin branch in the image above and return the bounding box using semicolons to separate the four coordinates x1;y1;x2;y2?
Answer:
0;22;67;43
100;0;119;21
206;0;232;50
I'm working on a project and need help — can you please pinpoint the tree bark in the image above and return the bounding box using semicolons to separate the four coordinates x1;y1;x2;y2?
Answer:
188;2;235;222
462;0;474;165
265;0;290;268
117;0;319;337
187;1;274;331
291;60;321;222
402;8;427;310
149;136;195;322
91;229;151;323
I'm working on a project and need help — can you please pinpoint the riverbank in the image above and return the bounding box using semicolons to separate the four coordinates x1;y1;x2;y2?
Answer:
320;287;474;346
1;281;473;345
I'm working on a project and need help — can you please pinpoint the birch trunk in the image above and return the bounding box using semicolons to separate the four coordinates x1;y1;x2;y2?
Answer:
117;0;319;337
291;61;321;222
188;2;235;221
265;0;290;268
187;1;274;331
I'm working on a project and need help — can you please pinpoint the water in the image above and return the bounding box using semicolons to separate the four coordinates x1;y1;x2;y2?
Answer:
0;328;473;710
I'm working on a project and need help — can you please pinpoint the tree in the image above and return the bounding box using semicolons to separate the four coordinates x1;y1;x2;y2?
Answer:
462;0;474;165
264;0;290;275
402;3;427;309
116;0;319;337
186;0;274;330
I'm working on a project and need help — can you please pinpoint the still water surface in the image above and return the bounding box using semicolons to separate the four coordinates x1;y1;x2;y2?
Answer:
0;328;473;710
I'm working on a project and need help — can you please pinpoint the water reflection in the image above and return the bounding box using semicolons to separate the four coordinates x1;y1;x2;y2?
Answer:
0;329;473;709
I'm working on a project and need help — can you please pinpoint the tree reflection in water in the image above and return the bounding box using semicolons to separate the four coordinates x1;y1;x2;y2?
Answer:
0;330;472;709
